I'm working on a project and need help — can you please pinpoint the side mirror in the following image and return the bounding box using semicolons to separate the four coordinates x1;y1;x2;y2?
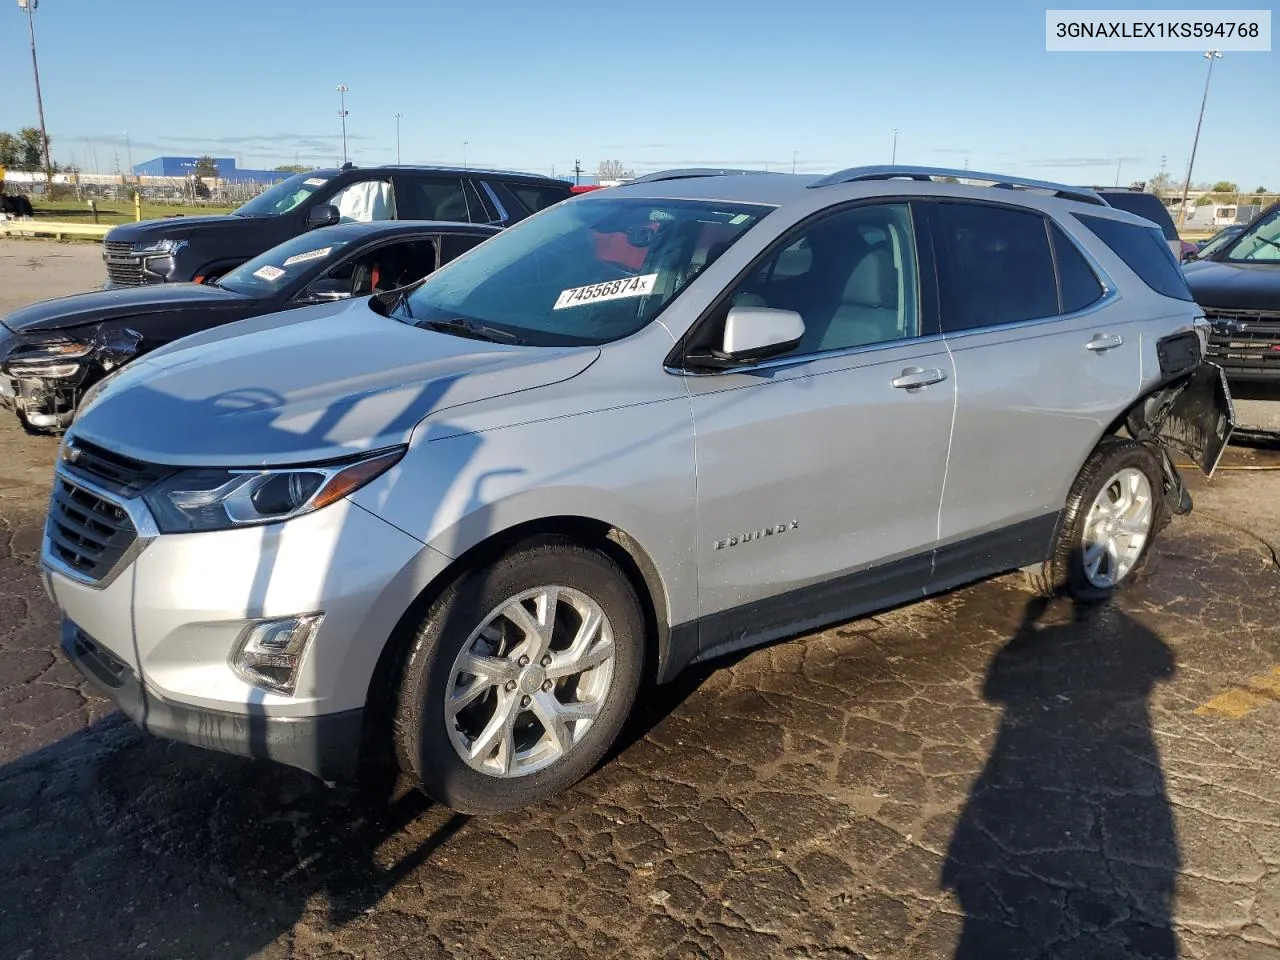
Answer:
686;306;805;370
296;278;351;304
306;203;340;230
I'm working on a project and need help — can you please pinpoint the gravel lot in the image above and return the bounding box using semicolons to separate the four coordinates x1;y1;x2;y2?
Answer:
2;239;1280;960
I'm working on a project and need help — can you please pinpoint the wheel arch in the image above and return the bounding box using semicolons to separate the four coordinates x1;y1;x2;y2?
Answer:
361;514;678;764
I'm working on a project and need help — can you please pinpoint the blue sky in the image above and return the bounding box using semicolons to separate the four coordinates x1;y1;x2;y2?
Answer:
1;0;1275;188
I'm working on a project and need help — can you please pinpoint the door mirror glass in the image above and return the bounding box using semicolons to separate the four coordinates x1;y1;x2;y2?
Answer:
297;278;351;304
718;306;805;362
306;204;341;229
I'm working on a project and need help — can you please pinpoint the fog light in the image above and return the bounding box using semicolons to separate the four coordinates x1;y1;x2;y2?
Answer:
230;614;323;695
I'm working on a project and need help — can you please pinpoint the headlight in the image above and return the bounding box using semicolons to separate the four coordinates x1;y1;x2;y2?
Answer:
131;239;186;256
3;339;92;378
141;446;404;533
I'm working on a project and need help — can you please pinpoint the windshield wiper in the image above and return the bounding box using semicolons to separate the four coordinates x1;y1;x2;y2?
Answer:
418;317;527;345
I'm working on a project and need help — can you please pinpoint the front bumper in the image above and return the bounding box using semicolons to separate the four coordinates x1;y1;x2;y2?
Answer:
61;619;365;780
41;465;451;778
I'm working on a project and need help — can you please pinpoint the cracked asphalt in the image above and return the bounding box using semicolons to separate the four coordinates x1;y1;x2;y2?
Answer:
3;240;1280;959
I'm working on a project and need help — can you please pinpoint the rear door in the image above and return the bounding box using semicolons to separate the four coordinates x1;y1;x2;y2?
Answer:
927;199;1141;581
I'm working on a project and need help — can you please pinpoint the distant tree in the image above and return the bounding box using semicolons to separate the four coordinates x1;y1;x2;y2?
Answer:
938;176;961;183
0;132;18;169
274;163;310;174
1254;186;1269;195
596;159;635;181
193;155;219;181
1195;195;1216;206
1149;171;1174;195
1211;180;1238;193
16;127;47;170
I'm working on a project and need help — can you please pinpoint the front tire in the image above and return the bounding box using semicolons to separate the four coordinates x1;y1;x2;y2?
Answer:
1027;438;1165;602
392;537;645;813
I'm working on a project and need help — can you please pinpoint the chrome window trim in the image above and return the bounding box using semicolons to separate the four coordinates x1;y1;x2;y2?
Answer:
41;466;159;590
665;332;950;378
480;181;511;224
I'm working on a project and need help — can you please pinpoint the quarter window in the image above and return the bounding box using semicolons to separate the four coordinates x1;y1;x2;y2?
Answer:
726;203;921;356
1075;214;1195;301
936;202;1058;332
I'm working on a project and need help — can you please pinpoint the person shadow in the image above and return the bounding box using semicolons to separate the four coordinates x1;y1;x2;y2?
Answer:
942;592;1180;959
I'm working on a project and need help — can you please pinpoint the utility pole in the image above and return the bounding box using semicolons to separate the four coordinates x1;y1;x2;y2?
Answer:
393;113;403;164
463;141;469;169
792;150;797;174
123;130;133;173
336;85;349;164
573;158;582;185
1115;158;1123;187
18;0;54;189
1177;50;1222;227
891;129;900;164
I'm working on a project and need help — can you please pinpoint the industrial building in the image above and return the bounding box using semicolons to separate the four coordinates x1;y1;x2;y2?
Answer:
131;157;289;183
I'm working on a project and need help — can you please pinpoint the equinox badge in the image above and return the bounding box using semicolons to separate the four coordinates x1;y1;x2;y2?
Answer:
714;520;799;550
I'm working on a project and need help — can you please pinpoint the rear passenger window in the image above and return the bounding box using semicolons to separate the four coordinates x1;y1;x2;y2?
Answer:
1075;214;1194;302
1050;223;1104;313
507;184;572;214
936;203;1058;332
406;177;471;222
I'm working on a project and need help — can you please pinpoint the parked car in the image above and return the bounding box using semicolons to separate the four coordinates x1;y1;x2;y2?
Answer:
1192;223;1246;259
100;164;571;288
1184;201;1280;389
0;221;499;432
1090;187;1195;261
49;165;1232;813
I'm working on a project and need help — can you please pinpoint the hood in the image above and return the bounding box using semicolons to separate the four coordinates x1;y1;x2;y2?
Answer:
71;300;600;467
105;214;248;243
1184;259;1280;312
1;283;246;334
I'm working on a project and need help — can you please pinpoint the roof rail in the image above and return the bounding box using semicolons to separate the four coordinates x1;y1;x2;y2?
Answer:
624;168;768;185
807;165;1109;207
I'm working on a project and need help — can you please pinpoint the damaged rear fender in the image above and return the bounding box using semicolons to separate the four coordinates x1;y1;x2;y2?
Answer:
1125;361;1237;479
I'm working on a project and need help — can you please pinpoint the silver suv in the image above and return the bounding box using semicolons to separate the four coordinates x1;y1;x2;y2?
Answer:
44;166;1234;813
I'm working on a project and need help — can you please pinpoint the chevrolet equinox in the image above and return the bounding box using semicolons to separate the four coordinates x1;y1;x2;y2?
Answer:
45;166;1234;813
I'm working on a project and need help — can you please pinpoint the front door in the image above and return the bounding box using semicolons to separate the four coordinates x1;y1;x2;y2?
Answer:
681;201;956;658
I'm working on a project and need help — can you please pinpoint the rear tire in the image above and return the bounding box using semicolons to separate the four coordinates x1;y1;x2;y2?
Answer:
391;536;645;814
1025;438;1165;602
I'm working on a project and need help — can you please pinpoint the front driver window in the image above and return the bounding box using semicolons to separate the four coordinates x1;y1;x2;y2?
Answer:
320;239;439;298
327;179;395;223
729;203;921;356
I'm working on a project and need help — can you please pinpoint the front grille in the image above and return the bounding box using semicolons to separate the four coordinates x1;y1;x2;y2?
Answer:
1204;307;1280;376
60;437;173;498
103;240;149;286
46;477;138;581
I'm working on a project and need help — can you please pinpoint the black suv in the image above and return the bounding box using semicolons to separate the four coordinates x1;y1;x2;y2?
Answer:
101;165;572;288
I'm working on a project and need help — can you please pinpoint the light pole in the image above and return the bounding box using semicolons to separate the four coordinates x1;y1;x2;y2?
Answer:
463;141;469;169
393;113;403;164
336;84;349;164
18;0;53;188
123;130;133;172
1114;158;1123;187
792;150;797;174
891;129;900;164
1177;50;1223;227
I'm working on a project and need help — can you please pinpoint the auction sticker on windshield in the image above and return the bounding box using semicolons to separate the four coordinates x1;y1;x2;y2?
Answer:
554;273;658;310
304;178;327;187
253;265;286;282
283;247;332;267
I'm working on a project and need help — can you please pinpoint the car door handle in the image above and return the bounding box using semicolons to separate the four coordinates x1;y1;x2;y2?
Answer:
1085;333;1124;352
891;367;948;390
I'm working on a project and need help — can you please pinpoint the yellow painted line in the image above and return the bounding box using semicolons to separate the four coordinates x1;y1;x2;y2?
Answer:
1196;666;1280;719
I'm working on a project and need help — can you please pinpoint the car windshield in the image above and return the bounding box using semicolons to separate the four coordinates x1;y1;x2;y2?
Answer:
392;196;769;345
234;172;333;217
1193;227;1242;260
217;230;358;296
1224;207;1280;262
